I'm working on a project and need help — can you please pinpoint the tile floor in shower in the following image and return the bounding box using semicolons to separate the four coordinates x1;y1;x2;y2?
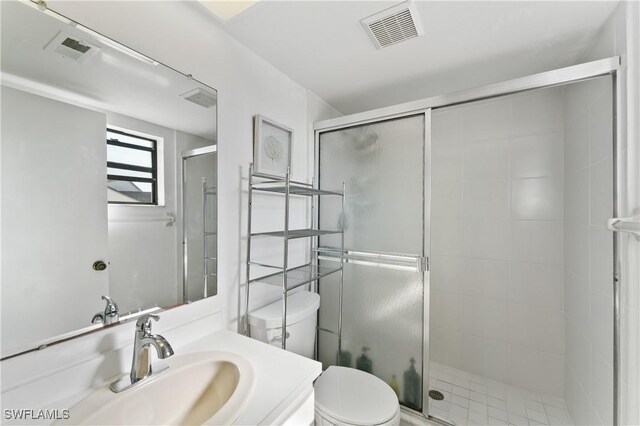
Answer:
428;362;573;426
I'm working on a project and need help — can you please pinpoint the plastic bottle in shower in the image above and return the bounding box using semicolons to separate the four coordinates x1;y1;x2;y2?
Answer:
356;346;373;373
403;357;421;410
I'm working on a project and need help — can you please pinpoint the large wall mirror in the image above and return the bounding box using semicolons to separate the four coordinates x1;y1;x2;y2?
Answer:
0;0;218;358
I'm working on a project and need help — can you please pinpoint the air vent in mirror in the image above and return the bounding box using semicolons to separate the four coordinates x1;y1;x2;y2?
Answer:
44;31;100;63
181;88;217;109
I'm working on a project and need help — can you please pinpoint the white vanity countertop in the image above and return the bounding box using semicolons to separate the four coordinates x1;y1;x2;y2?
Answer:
177;329;322;424
40;329;321;425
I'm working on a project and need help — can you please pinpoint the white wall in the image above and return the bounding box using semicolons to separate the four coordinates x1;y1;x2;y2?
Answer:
0;86;109;356
563;73;614;426
564;2;640;425
430;87;566;397
106;113;183;315
40;1;340;331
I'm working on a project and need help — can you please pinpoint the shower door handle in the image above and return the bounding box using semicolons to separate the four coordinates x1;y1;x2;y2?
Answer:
607;216;640;240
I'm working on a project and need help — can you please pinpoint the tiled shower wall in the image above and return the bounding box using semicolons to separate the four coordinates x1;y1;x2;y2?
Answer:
563;77;614;425
430;87;566;397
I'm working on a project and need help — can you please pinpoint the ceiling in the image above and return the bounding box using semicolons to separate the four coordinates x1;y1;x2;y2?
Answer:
219;1;618;114
1;0;217;139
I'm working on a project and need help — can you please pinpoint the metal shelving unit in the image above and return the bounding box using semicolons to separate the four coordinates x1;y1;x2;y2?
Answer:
202;178;216;299
245;163;345;351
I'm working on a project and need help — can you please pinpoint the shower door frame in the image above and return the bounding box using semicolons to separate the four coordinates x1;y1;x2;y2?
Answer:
314;56;622;424
181;144;218;303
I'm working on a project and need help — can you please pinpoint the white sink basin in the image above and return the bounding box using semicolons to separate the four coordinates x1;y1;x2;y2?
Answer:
58;351;255;425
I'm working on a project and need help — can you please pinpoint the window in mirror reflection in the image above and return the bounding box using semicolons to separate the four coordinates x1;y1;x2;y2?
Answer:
106;128;159;204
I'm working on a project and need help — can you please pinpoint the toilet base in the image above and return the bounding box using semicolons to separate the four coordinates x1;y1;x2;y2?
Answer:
314;406;401;426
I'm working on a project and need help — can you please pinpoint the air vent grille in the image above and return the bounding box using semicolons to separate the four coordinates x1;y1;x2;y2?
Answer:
43;31;100;64
181;88;217;109
361;1;424;49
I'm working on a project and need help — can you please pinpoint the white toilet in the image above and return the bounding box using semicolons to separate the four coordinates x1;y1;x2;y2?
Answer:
248;291;401;426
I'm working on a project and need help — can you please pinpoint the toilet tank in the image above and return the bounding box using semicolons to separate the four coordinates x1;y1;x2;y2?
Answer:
248;291;320;358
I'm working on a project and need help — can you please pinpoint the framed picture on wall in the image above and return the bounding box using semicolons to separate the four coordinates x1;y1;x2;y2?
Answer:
253;115;292;177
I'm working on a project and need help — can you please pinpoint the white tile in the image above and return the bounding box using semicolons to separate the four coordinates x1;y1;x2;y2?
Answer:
590;287;613;365
589;346;614;424
463;219;510;260
469;409;489;426
548;416;572;426
470;381;488;394
431;291;462;331
564;221;589;279
460;258;509;301
510;133;564;178
509;263;564;311
464;179;510;221
524;399;545;413
564;366;592;426
511;177;563;221
488;417;508;425
430;327;463;368
462;335;509;383
544;405;569;420
563;127;589;174
589;158;613;227
526;408;549;424
589;225;613;296
453;385;470;398
463;99;510;142
510;89;563;137
431;218;463;256
487;386;506;400
508;413;529;426
462;297;508;341
450;404;469;424
452;394;470;408
563;168;589;224
430;407;450;421
433;108;463;150
508;304;564;354
511;221;563;264
529;421;547;426
470;391;489;405
489;406;509;422
463;138;510;180
433;146;463;181
508;345;564;397
436;379;454;392
431;255;464;294
564;269;591;338
542;395;566;409
564;319;592;394
488;396;507;411
588;92;613;165
507;402;528;419
470;400;489;415
432;179;463;219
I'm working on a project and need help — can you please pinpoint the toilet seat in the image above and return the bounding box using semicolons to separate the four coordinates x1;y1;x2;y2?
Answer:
314;366;400;426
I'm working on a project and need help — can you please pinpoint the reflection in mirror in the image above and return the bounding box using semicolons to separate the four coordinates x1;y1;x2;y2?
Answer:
0;0;217;358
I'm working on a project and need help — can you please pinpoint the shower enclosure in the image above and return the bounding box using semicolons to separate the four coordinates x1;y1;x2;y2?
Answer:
182;145;217;302
314;57;622;425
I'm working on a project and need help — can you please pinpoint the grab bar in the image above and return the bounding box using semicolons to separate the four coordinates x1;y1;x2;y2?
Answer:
316;247;426;272
607;215;640;240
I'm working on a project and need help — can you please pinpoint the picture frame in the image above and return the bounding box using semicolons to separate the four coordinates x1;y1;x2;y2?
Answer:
253;115;293;177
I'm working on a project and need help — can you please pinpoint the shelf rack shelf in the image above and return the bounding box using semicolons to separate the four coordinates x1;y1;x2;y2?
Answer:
244;163;345;352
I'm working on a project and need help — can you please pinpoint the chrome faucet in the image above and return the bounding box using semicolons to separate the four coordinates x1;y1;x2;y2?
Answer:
92;295;119;325
110;314;174;393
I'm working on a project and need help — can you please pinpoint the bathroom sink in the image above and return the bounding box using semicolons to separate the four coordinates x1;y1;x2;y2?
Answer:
58;351;255;425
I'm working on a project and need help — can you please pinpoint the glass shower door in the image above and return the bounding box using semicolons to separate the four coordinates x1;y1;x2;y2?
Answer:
317;114;428;412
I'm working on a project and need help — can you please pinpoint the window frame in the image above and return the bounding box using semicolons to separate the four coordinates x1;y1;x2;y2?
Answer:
106;127;158;205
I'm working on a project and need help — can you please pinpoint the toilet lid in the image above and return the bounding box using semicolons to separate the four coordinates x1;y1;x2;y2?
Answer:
315;366;399;425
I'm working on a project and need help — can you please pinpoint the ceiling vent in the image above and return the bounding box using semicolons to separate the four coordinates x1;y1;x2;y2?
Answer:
44;31;100;64
361;1;424;49
181;88;217;109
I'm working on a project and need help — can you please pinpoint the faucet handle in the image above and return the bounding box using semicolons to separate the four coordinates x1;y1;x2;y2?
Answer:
101;295;119;315
136;313;160;334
